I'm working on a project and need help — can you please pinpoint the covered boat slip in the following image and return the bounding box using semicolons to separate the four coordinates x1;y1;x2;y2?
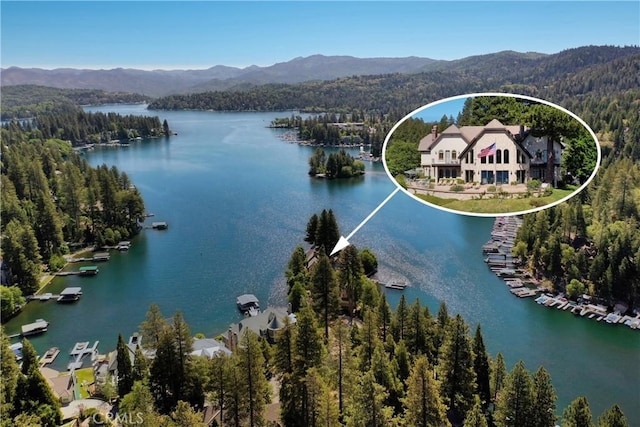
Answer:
57;287;83;303
237;294;260;314
21;319;49;336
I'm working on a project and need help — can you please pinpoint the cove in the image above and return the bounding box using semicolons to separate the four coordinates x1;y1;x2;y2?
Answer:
4;105;639;422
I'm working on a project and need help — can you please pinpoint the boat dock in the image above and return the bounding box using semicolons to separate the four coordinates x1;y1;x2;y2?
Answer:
57;287;82;303
39;347;60;367
485;217;639;331
21;319;49;336
67;341;99;371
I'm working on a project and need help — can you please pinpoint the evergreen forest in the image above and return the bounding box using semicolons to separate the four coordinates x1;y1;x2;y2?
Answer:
0;108;171;316
1;211;630;426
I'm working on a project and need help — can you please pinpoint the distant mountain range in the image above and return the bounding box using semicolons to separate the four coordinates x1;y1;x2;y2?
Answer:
1;46;638;98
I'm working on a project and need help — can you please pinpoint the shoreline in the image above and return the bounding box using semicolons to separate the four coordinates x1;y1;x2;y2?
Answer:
484;217;640;330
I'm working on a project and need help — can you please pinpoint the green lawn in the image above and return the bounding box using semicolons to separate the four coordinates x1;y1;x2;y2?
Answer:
416;188;575;214
74;367;95;399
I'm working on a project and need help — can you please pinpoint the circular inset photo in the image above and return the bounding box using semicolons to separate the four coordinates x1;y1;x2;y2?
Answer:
383;93;600;216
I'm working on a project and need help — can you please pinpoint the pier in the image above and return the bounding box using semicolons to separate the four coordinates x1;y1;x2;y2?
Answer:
67;341;99;371
39;347;60;367
485;217;640;331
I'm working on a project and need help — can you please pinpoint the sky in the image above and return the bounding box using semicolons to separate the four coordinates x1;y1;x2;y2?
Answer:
1;1;638;70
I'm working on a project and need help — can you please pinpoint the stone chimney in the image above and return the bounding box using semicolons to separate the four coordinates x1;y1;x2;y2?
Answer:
432;125;438;139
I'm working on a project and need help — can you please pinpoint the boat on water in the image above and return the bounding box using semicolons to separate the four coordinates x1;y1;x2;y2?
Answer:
237;294;260;314
21;319;49;336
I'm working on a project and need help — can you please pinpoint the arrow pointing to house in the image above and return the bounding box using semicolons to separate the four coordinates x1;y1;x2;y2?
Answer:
330;187;400;256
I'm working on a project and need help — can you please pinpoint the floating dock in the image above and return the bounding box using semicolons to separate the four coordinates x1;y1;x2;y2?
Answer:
39;347;60;367
67;341;99;371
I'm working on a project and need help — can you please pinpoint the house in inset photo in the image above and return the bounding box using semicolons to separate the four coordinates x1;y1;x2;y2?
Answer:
418;119;564;186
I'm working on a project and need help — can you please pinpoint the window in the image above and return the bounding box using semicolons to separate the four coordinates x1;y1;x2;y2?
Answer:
445;150;451;163
438;150;444;161
481;156;486;164
504;149;509;164
488;155;494;164
496;171;509;184
452;150;457;162
496;149;502;164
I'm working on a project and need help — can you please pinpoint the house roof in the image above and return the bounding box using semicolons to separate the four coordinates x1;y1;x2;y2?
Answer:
191;338;232;358
237;294;259;306
455;119;533;159
418;119;534;157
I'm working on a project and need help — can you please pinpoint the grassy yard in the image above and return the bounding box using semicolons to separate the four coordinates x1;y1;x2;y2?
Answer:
75;367;95;399
416;188;575;214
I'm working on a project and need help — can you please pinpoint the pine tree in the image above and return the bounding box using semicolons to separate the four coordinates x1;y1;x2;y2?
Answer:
494;360;534;427
237;329;270;427
597;404;628;427
337;244;363;317
305;214;319;245
532;366;557;427
132;345;149;382
472;325;492;409
310;251;339;339
0;331;20;422
394;294;409;342
562;396;594;427
346;371;392;427
464;396;489;427
491;352;507;401
438;314;477;422
171;400;206;427
120;380;161;425
376;293;392;344
140;303;169;350
404;355;446;427
117;334;134;397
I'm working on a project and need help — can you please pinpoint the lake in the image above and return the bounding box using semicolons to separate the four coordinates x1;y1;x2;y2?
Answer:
5;105;639;422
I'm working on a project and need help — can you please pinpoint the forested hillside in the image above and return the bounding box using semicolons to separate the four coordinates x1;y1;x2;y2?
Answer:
0;109;171;315
0;85;149;120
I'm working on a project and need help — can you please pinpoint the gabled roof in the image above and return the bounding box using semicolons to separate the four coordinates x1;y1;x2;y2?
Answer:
458;120;533;159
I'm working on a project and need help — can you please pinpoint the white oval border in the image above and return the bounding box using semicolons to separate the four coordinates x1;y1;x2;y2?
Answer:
382;92;602;217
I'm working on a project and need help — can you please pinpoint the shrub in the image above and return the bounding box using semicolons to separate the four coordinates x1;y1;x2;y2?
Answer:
359;248;378;276
395;174;407;189
486;186;497;193
529;199;545;207
456;178;465;184
527;179;542;190
510;181;519;186
450;184;465;192
49;254;66;271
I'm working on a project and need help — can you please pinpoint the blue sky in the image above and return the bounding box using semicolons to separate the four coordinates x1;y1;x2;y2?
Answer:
1;1;638;70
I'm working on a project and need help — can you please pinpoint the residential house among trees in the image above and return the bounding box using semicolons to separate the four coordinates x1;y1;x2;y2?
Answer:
418;119;564;185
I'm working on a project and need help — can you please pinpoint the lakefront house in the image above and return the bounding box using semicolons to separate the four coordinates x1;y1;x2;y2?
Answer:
418;119;564;185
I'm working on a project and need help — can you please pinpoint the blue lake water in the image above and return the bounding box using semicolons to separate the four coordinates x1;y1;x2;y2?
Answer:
5;105;639;422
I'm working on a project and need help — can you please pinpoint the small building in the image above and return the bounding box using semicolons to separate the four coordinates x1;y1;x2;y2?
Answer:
237;294;260;313
92;252;110;261
78;265;99;276
151;221;168;230
57;287;82;303
21;318;49;336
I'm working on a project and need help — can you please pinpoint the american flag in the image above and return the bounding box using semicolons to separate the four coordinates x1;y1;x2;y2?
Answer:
477;143;496;158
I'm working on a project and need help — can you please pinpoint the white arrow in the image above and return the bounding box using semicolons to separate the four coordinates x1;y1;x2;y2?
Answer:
330;187;400;256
